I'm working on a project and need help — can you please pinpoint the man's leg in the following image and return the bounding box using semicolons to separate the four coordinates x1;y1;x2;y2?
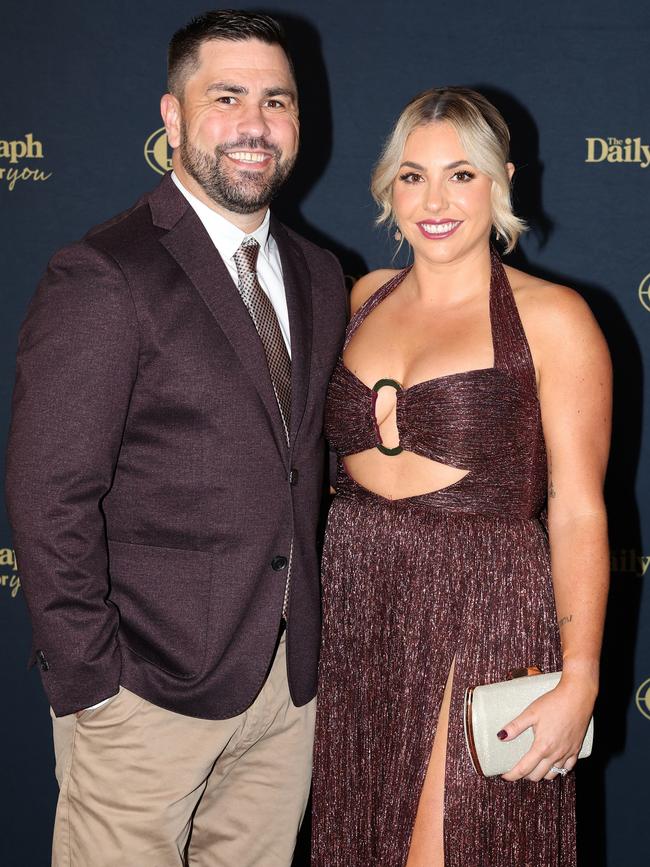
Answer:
188;634;316;867
50;686;244;867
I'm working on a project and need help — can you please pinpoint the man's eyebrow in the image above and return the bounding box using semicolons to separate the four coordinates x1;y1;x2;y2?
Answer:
205;82;248;95
263;87;297;101
204;83;297;101
399;159;473;171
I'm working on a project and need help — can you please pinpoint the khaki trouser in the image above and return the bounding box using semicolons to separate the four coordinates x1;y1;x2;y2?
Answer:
50;634;315;867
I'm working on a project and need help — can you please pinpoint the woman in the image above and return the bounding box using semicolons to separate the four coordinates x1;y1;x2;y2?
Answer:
312;87;611;867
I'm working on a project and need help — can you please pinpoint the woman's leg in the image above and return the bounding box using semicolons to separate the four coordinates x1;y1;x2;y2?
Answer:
405;657;455;867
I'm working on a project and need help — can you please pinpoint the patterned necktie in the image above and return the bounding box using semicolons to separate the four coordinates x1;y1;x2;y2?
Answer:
233;237;291;438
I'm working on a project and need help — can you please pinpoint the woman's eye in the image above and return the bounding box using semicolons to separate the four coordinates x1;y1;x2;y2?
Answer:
398;172;422;183
452;170;475;182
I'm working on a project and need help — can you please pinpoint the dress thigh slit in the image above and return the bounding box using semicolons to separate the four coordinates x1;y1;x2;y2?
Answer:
406;655;456;867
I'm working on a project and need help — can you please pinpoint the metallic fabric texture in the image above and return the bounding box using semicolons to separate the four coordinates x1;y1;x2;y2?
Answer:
312;250;575;866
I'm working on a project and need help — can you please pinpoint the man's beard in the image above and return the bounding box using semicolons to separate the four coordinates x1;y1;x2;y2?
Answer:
179;123;296;214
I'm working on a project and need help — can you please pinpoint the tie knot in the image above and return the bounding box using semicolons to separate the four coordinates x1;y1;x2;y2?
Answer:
233;237;260;277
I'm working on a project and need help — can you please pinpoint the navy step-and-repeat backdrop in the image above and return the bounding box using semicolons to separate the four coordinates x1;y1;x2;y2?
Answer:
1;1;648;864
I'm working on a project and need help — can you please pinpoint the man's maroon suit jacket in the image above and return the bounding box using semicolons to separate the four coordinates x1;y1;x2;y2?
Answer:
5;173;348;718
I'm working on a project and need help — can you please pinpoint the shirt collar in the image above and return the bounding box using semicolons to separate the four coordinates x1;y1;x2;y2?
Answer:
171;171;271;263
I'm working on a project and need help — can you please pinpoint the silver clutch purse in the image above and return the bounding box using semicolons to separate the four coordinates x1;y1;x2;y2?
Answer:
463;667;594;777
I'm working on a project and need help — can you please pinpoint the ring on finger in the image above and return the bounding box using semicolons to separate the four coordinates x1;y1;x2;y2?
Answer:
550;765;569;777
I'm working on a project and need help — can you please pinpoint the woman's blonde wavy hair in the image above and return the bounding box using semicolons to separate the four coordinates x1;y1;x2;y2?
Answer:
370;87;527;253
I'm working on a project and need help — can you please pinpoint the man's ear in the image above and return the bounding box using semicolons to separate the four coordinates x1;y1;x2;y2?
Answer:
161;93;182;150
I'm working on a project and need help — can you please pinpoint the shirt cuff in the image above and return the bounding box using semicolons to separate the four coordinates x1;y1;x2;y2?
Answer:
84;687;121;712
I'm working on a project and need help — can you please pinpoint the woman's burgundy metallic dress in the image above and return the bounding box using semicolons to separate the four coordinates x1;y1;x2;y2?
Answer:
312;252;576;866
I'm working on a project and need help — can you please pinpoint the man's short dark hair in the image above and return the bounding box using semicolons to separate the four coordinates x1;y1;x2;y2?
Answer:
168;9;294;97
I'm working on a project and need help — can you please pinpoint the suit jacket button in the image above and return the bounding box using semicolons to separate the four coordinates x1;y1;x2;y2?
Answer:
271;556;288;571
36;650;50;672
289;468;299;486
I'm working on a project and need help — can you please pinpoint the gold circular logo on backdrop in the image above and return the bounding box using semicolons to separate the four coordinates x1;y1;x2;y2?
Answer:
639;273;650;312
144;127;172;175
636;678;650;720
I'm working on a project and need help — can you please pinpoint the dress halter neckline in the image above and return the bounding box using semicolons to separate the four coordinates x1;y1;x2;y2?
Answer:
341;247;536;396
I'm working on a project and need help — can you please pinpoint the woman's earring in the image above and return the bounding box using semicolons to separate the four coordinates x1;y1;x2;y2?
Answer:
394;227;402;242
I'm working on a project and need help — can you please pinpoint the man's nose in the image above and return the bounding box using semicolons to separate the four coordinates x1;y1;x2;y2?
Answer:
237;103;271;139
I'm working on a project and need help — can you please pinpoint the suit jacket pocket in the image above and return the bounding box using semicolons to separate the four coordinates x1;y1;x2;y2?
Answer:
107;540;213;678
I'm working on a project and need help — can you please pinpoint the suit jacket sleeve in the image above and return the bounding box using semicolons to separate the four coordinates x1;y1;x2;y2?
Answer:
5;241;139;716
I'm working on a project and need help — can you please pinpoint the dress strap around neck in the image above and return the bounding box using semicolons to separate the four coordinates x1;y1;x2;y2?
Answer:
489;247;538;394
344;266;413;350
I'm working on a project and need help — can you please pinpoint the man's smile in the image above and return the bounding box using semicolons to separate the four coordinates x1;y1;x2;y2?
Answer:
225;150;274;168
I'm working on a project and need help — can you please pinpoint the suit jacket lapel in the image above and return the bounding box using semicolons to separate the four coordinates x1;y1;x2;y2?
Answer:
150;175;290;462
271;217;313;447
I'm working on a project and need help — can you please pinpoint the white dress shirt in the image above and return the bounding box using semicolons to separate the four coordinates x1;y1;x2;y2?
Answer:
171;172;291;355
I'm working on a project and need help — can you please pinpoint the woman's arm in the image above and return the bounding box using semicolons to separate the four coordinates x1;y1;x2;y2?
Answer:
501;281;612;782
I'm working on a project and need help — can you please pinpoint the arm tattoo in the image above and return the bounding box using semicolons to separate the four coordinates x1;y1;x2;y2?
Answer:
548;449;557;498
558;614;573;628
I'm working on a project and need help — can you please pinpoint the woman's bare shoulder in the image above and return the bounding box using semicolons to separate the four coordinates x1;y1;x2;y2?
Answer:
349;269;401;316
504;265;597;336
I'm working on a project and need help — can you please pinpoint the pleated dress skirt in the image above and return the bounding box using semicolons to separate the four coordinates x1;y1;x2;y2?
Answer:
311;485;576;867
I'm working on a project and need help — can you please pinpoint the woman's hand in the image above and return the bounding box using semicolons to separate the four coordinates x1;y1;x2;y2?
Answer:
498;672;597;782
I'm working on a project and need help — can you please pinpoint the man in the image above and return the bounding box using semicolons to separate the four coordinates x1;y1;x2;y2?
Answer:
5;10;347;866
